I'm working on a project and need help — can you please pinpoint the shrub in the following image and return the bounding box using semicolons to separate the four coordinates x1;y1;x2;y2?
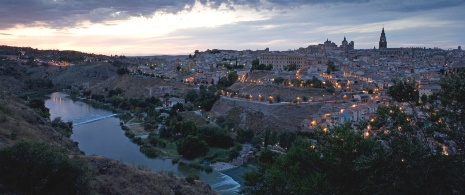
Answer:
197;126;233;148
51;117;73;138
140;146;159;159
27;99;50;118
176;135;209;160
186;174;200;184
0;142;92;194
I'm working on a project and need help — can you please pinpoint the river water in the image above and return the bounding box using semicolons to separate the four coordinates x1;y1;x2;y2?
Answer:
45;92;248;194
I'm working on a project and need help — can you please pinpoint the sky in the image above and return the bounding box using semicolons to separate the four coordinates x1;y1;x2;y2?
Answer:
0;0;464;56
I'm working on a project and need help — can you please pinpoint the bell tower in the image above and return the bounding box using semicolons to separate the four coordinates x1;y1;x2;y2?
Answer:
379;27;387;49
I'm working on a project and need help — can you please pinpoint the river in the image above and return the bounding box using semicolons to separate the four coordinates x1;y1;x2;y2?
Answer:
45;92;251;194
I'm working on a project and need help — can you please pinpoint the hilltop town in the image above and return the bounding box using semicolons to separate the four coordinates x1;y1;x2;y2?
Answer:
3;28;463;133
1;28;465;194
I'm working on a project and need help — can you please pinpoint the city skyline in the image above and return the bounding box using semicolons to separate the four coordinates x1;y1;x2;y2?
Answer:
1;0;464;56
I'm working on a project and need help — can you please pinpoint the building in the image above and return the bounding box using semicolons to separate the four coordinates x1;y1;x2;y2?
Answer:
259;53;307;71
379;28;387;49
341;37;354;50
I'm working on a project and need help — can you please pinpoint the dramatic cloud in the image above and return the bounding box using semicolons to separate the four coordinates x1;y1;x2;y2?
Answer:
1;0;462;29
0;0;464;55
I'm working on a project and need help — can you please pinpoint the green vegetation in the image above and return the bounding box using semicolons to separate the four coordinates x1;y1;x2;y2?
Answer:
218;62;245;70
157;103;236;161
326;60;336;74
51;117;73;138
25;78;54;90
117;67;130;75
243;123;464;194
217;71;238;89
0;142;92;195
388;78;419;103
27;98;50;118
241;74;465;194
140;146;160;158
251;59;272;71
184;85;219;111
283;64;297;71
176;135;209;160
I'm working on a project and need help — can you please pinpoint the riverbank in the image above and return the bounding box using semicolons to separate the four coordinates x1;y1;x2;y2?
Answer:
212;162;237;171
61;92;255;193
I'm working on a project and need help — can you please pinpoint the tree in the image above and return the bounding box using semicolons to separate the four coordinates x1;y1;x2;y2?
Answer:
227;71;239;86
176;135;209;160
285;64;298;71
117;67;130;75
237;128;255;143
242;122;465;194
28;99;50;118
266;64;273;70
434;74;465;154
51;117;73;138
25;78;53;90
251;59;260;70
0;142;92;194
273;77;285;85
108;88;124;97
197;126;233;148
388;79;419;104
179;120;196;135
185;90;199;103
171;102;185;112
326;60;336;74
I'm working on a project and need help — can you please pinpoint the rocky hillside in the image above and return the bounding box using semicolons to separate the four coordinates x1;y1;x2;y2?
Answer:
47;62;118;88
0;95;78;150
0;60;29;94
88;155;216;195
89;74;196;98
210;96;323;132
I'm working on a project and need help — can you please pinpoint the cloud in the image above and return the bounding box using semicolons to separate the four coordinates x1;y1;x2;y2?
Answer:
1;0;462;29
374;0;465;12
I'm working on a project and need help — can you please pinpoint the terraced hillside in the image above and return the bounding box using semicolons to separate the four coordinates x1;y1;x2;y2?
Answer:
229;83;334;102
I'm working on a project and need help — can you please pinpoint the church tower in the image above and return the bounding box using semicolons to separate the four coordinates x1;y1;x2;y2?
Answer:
379;27;387;49
341;36;348;48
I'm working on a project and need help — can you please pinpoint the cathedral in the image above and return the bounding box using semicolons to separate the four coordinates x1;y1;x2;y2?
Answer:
377;27;427;58
379;27;387;49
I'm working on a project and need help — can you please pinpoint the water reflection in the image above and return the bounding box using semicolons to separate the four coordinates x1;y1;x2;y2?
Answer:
45;92;244;194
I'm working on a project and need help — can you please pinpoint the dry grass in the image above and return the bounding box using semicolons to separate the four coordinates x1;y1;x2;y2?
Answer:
0;95;78;151
86;155;218;195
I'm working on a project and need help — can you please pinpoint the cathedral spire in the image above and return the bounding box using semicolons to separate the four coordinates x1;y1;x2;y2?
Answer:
379;27;387;49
